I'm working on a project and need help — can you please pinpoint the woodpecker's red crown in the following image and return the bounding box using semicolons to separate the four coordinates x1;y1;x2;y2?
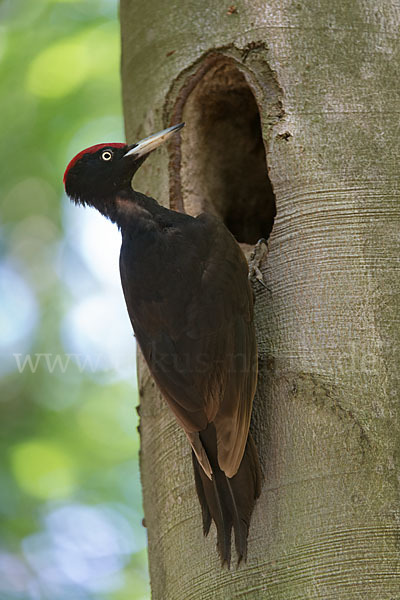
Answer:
63;143;126;186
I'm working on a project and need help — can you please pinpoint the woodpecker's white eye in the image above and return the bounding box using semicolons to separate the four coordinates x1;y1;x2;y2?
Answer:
101;150;113;161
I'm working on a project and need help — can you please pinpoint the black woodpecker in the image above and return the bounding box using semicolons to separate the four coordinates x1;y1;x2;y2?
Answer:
63;123;261;566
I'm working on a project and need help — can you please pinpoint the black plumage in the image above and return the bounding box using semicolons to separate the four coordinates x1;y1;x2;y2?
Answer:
64;124;261;565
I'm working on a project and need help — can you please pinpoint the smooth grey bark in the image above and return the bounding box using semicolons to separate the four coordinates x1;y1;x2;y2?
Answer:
120;1;400;598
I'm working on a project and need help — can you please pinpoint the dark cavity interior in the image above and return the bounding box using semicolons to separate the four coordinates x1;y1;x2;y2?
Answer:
180;61;276;244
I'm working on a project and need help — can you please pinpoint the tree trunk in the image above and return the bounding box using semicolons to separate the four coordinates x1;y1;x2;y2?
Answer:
120;1;400;598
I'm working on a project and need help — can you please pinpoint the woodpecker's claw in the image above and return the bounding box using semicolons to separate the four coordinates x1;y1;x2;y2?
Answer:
248;238;269;288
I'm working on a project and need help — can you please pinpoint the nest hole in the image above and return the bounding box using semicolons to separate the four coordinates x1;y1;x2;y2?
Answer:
180;60;275;244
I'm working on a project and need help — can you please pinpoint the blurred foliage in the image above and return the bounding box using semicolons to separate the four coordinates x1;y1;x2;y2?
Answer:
0;1;149;598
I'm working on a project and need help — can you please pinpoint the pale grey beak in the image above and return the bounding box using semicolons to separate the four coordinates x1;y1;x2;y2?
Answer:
124;123;185;159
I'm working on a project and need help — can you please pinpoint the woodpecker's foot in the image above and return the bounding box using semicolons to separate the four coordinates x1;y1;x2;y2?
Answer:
248;238;268;288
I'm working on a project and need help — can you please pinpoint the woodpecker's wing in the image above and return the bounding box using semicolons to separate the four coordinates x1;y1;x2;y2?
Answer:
120;211;257;478
183;213;257;478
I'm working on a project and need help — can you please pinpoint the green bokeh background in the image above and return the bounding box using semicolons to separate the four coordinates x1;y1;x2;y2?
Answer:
0;1;149;598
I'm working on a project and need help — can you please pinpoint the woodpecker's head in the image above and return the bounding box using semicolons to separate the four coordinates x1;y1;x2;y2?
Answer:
63;123;184;207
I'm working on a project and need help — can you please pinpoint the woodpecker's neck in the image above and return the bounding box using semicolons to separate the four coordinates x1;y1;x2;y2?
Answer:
96;188;171;233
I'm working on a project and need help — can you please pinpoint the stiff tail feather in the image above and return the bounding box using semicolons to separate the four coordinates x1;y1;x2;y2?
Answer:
192;425;261;566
